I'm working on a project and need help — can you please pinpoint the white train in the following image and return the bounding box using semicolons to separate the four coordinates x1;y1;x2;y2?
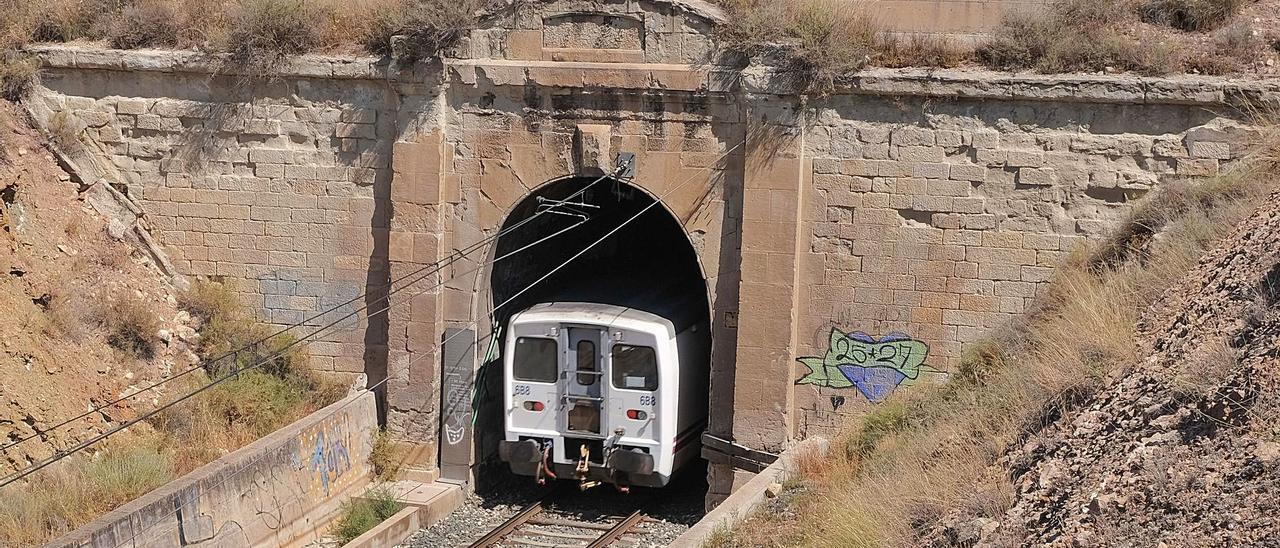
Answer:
498;302;709;490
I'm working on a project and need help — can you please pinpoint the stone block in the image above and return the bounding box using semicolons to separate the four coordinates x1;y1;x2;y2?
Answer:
250;149;289;164
936;130;963;147
1176;158;1218;176
858;126;890;144
341;108;378;124
337;122;376;139
970;130;1000;149
1187;141;1231;160
1017;167;1056;186
244;119;280;135
913;162;949;179
889;126;935;146
116;99;148;115
895;146;945;163
573;124;612;175
508;30;543;60
949;164;985;182
1006;150;1045;167
927;179;970;197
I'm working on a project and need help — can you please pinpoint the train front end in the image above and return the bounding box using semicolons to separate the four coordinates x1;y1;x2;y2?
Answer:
499;303;682;490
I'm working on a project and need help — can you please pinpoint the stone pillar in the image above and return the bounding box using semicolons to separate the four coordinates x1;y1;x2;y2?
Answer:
714;103;807;502
386;131;450;482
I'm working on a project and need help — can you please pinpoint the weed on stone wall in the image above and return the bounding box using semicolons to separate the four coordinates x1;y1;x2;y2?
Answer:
331;487;404;544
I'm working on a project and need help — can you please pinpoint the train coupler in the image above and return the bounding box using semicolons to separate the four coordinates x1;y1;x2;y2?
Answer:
576;444;601;490
535;443;557;485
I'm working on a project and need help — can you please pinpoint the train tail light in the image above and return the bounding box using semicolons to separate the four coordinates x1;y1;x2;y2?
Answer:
626;409;647;420
523;401;545;412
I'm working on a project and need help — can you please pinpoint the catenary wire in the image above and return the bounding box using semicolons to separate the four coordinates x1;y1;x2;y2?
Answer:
104;140;743;548
0;194;594;489
0;164;628;454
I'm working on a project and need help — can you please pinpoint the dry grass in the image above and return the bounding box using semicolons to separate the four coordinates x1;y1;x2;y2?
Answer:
369;428;403;481
876;33;971;69
0;279;345;545
0;442;174;546
1142;0;1251;30
981;0;1260;75
0;0;1266;85
222;0;323;80
724;123;1280;547
100;292;159;360
717;0;880;91
0;51;37;101
365;0;486;62
979;0;1174;74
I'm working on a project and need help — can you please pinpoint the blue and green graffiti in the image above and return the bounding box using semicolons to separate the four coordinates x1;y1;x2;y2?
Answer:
795;328;929;403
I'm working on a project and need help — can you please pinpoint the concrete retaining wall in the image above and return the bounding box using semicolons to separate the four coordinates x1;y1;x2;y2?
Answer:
48;391;378;548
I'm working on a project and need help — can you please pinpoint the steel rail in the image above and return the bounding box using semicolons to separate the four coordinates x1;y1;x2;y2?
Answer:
586;509;646;548
469;500;546;548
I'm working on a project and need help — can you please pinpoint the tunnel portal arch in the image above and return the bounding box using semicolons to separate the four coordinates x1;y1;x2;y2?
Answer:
479;175;714;484
489;176;711;333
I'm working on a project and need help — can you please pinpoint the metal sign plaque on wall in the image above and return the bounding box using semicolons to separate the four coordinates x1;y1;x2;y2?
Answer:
439;327;475;482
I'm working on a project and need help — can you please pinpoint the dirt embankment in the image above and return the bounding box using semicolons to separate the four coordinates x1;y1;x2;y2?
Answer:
937;191;1280;547
0;101;198;473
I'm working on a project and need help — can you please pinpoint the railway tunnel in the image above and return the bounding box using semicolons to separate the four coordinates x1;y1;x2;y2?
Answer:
482;175;713;489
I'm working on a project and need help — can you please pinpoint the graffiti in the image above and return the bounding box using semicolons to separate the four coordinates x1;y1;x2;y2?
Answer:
796;328;930;403
830;395;846;411
308;425;352;495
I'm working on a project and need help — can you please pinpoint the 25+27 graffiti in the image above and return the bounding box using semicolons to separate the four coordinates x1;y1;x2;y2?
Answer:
795;328;929;403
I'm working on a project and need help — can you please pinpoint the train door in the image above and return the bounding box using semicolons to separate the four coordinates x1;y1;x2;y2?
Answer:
561;327;605;439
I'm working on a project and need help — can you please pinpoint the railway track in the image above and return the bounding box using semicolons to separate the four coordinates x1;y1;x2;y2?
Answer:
467;498;649;548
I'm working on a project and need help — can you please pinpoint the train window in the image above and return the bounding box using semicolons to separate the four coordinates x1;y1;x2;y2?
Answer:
576;340;597;385
513;337;557;383
611;345;658;391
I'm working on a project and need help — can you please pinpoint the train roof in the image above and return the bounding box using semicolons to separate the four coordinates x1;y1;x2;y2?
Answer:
510;302;676;334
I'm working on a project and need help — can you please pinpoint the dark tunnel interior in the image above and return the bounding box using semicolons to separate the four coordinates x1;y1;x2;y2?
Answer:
490;176;710;333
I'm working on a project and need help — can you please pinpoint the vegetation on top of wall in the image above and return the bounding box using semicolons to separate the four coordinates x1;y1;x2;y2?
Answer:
0;0;1270;91
712;121;1280;547
715;0;1273;86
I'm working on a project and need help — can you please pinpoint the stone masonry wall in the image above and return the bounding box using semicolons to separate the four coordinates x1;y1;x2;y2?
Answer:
27;13;1280;503
789;91;1258;438
34;49;401;381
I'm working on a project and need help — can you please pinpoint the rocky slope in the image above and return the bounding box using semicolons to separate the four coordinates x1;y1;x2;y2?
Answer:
0;101;199;473
937;189;1280;547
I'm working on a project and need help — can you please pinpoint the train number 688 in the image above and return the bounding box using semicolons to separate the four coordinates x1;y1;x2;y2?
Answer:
638;394;655;406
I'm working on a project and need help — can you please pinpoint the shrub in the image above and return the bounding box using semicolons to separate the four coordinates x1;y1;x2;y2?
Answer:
979;0;1181;75
1142;0;1251;31
0;52;38;101
364;0;481;62
221;0;322;78
876;33;970;68
107;0;182;49
330;487;404;544
84;445;174;506
101;293;159;359
0;443;174;546
200;369;310;436
718;0;879;91
844;399;911;458
369;428;402;481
